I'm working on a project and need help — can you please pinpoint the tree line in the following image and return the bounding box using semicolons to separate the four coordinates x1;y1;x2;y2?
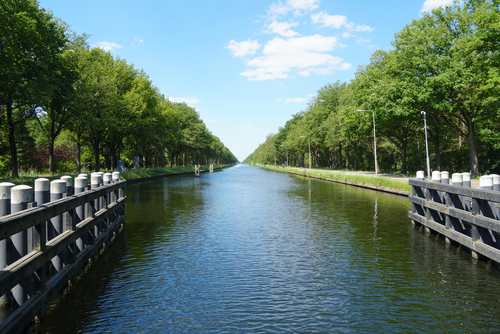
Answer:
244;0;500;178
0;0;237;178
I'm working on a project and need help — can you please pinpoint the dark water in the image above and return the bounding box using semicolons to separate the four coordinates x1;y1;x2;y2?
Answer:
28;164;500;333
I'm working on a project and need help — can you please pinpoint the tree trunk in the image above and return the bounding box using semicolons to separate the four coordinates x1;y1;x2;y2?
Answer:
338;143;342;169
401;141;407;174
467;122;479;177
93;141;100;172
345;144;350;170
433;132;441;171
353;142;358;171
48;139;55;174
76;141;82;173
6;101;19;178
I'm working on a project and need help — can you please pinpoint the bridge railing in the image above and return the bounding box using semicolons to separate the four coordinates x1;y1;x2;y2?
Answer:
409;178;500;263
0;177;126;334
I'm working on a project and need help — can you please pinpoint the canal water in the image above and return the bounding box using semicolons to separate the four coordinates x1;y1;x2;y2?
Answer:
28;164;500;333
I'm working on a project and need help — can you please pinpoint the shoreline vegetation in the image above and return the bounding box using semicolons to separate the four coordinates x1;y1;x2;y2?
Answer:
251;163;412;196
0;164;234;188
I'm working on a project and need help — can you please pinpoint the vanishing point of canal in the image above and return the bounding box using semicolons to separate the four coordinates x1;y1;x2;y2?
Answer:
28;165;500;333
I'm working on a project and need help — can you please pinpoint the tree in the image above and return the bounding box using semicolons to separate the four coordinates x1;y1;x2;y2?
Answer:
0;0;68;177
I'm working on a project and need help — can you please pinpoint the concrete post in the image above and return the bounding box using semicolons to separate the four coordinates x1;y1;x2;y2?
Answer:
61;175;73;196
490;174;500;191
112;172;120;183
483;176;493;191
98;172;104;186
451;173;463;186
34;178;50;206
10;185;33;307
416;171;425;180
103;173;112;185
0;182;15;304
50;180;66;272
441;171;449;184
432;171;441;183
74;177;87;252
462;173;471;187
91;174;102;237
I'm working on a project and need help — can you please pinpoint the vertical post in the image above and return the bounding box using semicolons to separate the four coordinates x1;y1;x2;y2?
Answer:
491;174;500;191
50;180;66;272
33;178;49;294
462;172;471;188
483;176;493;191
432;171;441;183
421;111;431;181
74;177;87;252
91;174;102;238
441;171;449;184
61;175;73;196
452;173;463;186
416;171;425;180
10;185;33;307
0;182;15;304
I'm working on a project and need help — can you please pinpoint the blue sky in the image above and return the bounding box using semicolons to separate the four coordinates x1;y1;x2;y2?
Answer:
39;0;453;161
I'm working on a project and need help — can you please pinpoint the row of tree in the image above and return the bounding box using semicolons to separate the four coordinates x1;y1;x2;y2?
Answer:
0;0;237;178
244;0;500;177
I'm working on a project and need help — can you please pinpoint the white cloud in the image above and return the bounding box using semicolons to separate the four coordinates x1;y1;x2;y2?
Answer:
311;11;347;29
298;70;310;77
285;97;307;103
421;0;454;12
134;36;144;44
264;21;300;37
266;0;320;19
342;31;355;38
354;24;375;32
356;37;370;44
94;41;123;51
240;34;350;81
226;39;261;57
169;97;202;104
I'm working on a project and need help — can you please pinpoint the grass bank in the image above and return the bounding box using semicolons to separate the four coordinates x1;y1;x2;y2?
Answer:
254;164;412;195
0;164;233;187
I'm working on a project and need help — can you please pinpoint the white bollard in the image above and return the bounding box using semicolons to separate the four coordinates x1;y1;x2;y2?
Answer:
441;171;449;184
451;173;463;186
10;185;33;307
416;171;425;180
112;172;120;183
74;177;88;252
462;173;471;187
432;171;441;183
50;180;67;272
0;182;15;303
490;174;500;191
60;175;73;196
483;176;493;191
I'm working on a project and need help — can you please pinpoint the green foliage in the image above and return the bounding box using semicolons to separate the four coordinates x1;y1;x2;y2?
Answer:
245;0;500;177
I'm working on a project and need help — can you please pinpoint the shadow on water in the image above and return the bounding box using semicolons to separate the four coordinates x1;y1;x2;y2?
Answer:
24;164;500;333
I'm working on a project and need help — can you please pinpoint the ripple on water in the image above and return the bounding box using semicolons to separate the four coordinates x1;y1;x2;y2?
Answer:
28;165;500;333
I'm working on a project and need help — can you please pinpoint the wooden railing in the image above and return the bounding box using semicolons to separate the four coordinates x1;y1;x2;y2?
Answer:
408;178;500;263
0;179;126;334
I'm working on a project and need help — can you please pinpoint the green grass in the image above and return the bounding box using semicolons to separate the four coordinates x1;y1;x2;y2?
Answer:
254;164;412;194
1;165;233;187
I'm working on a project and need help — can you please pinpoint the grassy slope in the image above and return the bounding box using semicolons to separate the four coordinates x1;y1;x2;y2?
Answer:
254;164;412;194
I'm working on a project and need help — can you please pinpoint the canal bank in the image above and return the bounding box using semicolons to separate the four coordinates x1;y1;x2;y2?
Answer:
250;164;412;197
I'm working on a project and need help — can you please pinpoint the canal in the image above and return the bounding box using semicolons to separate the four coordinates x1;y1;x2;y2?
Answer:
28;164;500;333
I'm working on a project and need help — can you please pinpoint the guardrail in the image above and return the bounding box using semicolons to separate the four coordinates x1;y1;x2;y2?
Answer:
408;177;500;263
0;175;126;334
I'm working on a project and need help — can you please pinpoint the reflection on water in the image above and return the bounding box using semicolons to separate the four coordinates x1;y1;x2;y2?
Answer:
27;164;500;333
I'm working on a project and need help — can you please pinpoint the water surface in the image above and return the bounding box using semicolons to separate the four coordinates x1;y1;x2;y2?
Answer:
29;165;500;333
